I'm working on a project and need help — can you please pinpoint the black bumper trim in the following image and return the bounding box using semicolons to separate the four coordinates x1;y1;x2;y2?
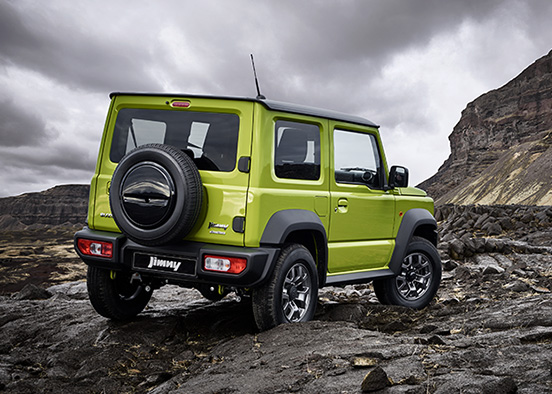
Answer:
74;227;279;287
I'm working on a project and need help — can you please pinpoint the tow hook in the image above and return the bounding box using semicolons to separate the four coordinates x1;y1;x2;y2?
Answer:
130;272;152;292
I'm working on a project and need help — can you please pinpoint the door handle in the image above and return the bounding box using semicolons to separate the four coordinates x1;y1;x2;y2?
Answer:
335;198;348;213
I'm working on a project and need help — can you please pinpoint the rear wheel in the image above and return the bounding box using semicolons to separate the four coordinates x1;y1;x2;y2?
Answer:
373;236;441;309
87;266;153;320
252;244;318;331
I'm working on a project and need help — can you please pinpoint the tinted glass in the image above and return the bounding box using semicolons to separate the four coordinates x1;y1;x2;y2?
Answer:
334;129;382;188
274;120;320;180
110;109;240;172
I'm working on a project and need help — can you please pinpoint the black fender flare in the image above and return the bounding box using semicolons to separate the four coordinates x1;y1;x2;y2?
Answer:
388;208;438;275
260;209;328;286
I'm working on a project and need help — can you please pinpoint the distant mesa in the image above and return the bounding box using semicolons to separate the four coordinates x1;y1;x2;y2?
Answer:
419;49;552;206
0;184;89;231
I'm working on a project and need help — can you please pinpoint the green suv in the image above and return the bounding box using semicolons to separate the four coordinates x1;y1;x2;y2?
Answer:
75;93;441;331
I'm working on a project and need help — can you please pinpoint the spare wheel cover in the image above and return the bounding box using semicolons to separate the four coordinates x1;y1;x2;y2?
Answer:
110;144;202;246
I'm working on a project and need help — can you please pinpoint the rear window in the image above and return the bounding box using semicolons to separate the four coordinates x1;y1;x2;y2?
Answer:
110;108;240;172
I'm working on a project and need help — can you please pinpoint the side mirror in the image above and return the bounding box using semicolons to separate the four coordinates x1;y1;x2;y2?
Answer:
389;166;409;188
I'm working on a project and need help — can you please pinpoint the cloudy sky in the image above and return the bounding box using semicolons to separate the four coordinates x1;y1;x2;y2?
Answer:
1;0;551;198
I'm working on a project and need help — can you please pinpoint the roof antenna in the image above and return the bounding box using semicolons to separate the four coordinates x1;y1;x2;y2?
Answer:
250;54;266;100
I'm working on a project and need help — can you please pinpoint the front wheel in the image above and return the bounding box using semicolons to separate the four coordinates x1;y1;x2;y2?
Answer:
252;244;319;331
87;266;153;320
373;236;441;309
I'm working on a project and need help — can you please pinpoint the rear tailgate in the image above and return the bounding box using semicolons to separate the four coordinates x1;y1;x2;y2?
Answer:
90;94;253;247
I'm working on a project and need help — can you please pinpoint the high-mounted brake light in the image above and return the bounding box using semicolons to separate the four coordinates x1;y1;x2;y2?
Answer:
204;255;247;274
170;101;191;108
77;239;113;258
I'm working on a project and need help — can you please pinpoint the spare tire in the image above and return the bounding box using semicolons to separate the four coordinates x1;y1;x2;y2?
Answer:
110;143;202;246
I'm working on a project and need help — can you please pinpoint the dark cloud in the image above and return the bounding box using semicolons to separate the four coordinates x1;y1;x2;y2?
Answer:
1;0;552;197
0;142;96;196
0;1;162;93
0;100;50;147
0;143;96;173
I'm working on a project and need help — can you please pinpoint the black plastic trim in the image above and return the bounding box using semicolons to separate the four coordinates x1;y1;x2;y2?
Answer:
238;156;250;173
325;269;395;286
109;92;379;128
232;216;245;233
388;209;437;275
260;209;329;287
74;227;127;270
260;209;327;245
74;227;279;287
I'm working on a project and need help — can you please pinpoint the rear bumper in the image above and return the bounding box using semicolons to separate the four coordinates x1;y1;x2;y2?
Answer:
74;227;278;288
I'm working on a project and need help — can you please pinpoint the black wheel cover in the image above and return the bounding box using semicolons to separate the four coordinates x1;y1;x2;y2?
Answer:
110;144;203;246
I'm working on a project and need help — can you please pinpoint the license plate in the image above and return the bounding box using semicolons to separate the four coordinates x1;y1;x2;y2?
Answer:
133;253;195;276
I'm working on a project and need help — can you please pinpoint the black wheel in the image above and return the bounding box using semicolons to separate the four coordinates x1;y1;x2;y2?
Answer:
87;266;153;320
373;236;441;309
196;284;228;302
110;143;202;246
252;244;318;331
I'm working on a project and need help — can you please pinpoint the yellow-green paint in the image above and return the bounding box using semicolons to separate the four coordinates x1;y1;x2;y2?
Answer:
88;94;435;276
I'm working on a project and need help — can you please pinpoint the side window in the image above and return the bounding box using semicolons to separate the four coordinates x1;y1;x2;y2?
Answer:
274;120;320;180
334;129;382;188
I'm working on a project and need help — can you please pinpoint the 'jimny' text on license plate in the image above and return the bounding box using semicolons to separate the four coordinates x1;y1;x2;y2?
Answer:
133;253;195;275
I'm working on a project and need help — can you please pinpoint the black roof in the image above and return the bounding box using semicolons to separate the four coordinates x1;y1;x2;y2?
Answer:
109;92;379;128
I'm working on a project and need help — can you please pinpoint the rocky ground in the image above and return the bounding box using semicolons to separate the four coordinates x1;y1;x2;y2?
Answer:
1;205;552;393
0;228;84;295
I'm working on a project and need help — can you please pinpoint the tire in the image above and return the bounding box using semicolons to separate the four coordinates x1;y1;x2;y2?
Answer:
252;244;319;331
87;266;153;320
373;236;441;309
196;284;228;302
110;143;202;246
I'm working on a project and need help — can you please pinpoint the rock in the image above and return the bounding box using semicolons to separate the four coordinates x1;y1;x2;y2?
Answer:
474;213;489;229
482;265;505;275
419;50;552;206
420;324;438;334
484;222;503;236
0;185;88;230
433;374;517;394
530;285;551;294
449;239;465;259
442;260;459;271
361;366;391;392
47;282;88;300
352;357;379;368
505;281;530;292
473;237;486;253
455;266;472;281
13;284;52;300
427;335;446;345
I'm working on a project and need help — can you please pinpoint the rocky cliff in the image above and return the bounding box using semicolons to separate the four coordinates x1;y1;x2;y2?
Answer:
0;184;89;231
419;50;552;205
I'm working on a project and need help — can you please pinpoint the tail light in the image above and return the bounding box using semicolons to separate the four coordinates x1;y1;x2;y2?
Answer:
204;255;247;274
77;239;113;258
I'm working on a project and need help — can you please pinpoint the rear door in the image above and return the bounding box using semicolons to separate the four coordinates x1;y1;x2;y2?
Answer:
92;95;253;247
327;124;396;273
